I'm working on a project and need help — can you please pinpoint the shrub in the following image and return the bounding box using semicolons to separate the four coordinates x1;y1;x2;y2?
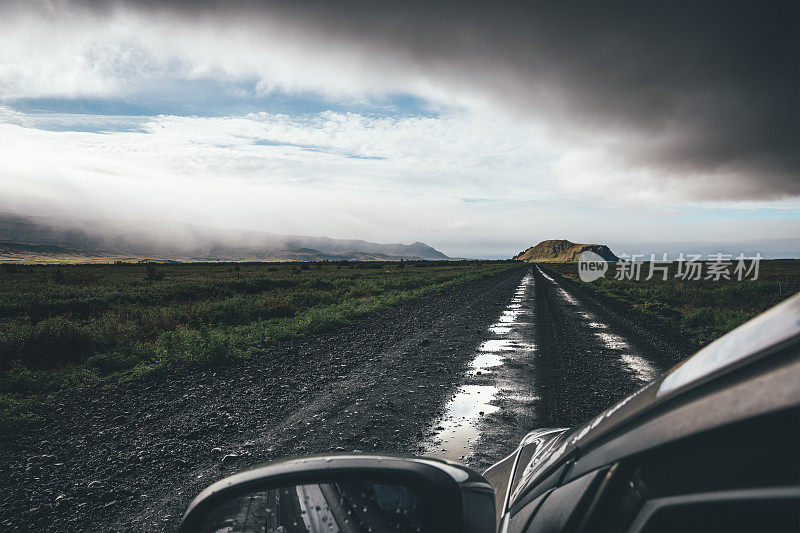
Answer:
1;264;22;274
155;326;238;365
51;269;65;284
86;351;138;374
145;263;164;282
29;317;101;367
0;361;38;394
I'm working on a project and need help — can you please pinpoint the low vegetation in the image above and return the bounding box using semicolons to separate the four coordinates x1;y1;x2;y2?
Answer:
0;260;516;424
542;260;800;350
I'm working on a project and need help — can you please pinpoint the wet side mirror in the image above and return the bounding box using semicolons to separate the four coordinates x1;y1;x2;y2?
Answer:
179;455;495;533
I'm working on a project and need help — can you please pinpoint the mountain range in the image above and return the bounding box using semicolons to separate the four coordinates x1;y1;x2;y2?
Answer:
0;213;449;263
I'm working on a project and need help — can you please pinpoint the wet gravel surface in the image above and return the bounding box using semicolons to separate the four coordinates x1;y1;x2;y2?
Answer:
532;265;692;428
0;266;527;533
449;271;541;473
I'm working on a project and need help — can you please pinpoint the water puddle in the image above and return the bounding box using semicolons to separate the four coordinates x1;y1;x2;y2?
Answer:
559;288;579;305
424;272;536;463
620;353;658;382
471;352;504;373
539;269;557;283
538;267;579;305
497;310;523;324
595;330;657;382
425;385;500;460
480;339;535;352
595;331;631;350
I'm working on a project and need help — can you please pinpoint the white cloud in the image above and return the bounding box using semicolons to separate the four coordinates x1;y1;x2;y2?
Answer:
1;108;797;257
0;109;553;245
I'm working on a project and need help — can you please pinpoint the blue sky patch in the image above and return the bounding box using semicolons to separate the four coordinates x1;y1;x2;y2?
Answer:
254;138;386;160
6;78;440;121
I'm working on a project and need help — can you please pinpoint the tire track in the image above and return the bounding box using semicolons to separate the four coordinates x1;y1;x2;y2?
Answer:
532;264;677;428
421;269;540;472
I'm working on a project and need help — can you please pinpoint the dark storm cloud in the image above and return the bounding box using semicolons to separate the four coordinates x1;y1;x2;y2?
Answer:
29;1;800;198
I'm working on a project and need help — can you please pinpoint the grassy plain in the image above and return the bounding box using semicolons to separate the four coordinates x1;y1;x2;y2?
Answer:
542;259;800;350
0;260;517;424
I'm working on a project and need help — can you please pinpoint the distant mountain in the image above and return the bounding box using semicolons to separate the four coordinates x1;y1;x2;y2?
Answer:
0;212;449;262
514;239;618;262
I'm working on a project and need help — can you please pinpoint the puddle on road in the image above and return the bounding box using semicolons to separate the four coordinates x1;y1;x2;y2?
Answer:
538;267;579;306
620;353;658;383
595;328;658;382
423;268;656;463
596;331;631;350
480;339;535;352
559;288;579;305
471;339;536;374
425;385;500;460
539;269;557;283
497;310;524;324
471;352;504;373
424;272;536;463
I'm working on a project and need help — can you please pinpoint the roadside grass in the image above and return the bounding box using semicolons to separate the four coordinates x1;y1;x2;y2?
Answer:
541;260;800;350
0;260;518;425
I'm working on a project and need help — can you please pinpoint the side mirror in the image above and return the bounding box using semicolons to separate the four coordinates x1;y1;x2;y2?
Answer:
179;455;495;533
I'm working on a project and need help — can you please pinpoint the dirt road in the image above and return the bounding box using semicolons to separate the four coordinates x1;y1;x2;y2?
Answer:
0;264;690;532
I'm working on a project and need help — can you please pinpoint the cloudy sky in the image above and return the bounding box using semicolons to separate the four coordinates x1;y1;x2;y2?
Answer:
0;0;798;258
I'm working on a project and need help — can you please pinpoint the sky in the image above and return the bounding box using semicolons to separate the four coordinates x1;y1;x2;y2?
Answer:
0;0;798;259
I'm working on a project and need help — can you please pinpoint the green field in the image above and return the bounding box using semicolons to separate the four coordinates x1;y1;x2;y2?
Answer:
542;260;800;350
0;260;516;424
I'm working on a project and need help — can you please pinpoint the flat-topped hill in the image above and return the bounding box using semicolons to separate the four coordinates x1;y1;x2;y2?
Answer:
513;239;618;262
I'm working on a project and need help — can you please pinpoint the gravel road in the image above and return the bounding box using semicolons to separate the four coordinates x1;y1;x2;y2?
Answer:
0;263;691;532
